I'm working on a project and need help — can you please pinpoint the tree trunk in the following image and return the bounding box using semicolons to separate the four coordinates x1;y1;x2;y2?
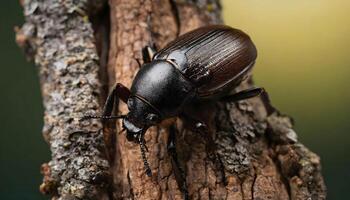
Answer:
17;0;326;199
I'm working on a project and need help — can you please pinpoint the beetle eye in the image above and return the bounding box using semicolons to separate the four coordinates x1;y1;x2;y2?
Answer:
146;113;159;124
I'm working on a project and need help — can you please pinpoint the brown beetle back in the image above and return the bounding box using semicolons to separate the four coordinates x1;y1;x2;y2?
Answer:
155;25;257;98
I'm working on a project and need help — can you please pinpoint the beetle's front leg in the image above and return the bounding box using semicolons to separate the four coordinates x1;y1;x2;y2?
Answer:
168;124;189;200
82;83;130;124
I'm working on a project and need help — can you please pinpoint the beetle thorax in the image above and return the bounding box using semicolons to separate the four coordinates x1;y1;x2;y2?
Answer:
130;60;195;119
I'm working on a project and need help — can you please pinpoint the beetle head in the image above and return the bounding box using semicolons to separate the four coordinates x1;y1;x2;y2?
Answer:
122;96;161;142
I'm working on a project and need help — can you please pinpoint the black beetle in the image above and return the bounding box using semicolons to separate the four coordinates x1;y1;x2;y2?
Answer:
84;25;263;198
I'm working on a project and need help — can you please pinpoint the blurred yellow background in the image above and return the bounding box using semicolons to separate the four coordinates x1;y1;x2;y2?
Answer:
223;0;350;199
0;1;349;199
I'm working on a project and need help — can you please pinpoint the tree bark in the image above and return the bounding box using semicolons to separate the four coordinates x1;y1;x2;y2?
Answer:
17;0;326;199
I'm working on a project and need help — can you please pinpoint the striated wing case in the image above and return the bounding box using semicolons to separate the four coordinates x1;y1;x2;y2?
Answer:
154;25;257;98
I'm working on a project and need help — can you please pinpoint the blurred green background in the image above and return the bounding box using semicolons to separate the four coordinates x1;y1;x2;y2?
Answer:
0;0;349;199
223;0;350;199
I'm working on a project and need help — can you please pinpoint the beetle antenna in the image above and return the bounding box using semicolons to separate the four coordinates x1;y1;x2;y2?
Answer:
81;115;125;121
139;135;152;177
143;138;149;152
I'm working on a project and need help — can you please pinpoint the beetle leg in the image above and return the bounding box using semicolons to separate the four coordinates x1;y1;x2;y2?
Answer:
168;124;189;200
135;58;142;68
169;0;181;36
142;45;157;63
180;114;216;157
100;83;130;123
180;114;227;185
221;87;265;102
82;83;130;123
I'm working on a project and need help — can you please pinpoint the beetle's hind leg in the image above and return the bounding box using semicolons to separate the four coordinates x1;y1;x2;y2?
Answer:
221;87;264;102
168;124;189;200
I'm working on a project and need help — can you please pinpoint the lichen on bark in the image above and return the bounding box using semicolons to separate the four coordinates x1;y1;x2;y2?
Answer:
17;0;110;199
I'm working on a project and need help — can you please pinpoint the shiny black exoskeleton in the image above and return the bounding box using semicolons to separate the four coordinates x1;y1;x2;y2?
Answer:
85;25;263;199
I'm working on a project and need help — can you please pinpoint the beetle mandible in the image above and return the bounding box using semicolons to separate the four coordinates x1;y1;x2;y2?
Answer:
84;25;263;198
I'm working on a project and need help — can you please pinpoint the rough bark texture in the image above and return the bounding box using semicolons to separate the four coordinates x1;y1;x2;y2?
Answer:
16;0;110;199
17;0;326;199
